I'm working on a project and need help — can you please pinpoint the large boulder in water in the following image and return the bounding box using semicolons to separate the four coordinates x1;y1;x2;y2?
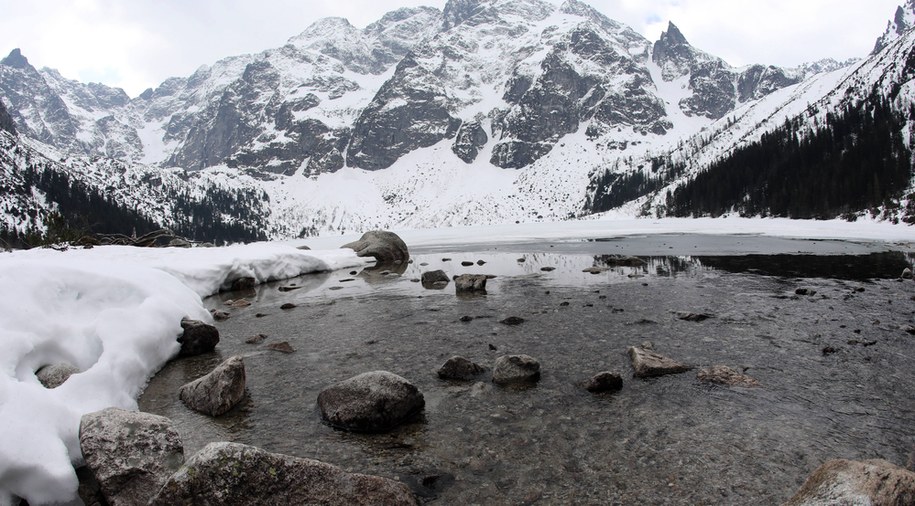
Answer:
492;355;541;385
150;442;418;505
179;356;247;416
317;371;425;432
177;317;219;357
783;458;915;505
454;274;488;293
628;346;692;378
421;270;450;289
342;231;409;265
79;408;185;506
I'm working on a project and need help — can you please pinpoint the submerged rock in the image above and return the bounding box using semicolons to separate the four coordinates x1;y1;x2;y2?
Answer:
421;270;450;289
676;311;714;322
318;371;425;432
697;365;761;388
492;355;541;385
454;274;488;293
437;356;486;381
783;458;915;506
266;341;296;354
36;363;79;389
499;316;525;326
80;408;184;506
342;230;409;265
179;356;247;417
150;442;418;505
177;318;220;357
583;372;623;393
628;347;692;378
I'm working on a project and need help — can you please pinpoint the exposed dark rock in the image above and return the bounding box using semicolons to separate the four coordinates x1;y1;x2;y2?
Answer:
461;261;474;266
492;355;541;385
627;346;692;378
0;99;16;136
278;285;302;292
583;267;608;274
317;371;425;432
280;303;297;310
266;341;296;353
36;363;80;389
442;0;485;30
783;459;915;506
179;356;247;417
342;230;410;265
499;316;525;326
460;316;474;323
150;442;419;505
697;365;761;388
583;371;623;393
452;120;489;163
540;267;556;272
177;318;220;357
245;334;267;344
210;309;230;321
421;270;450;289
227;277;257;292
902;267;913;279
795;288;818;296
901;324;915;335
597;255;646;267
454;274;488;293
676;311;714;322
437;356;486;381
79;408;185;506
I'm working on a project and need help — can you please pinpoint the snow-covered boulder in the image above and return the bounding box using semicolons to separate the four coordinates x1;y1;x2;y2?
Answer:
342;231;410;265
492;355;541;385
79;408;184;506
177;317;219;357
783;459;915;505
317;371;424;432
35;363;80;389
150;442;418;505
179;356;247;416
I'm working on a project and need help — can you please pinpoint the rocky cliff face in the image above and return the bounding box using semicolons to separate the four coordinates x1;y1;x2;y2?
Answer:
874;0;915;54
0;99;15;135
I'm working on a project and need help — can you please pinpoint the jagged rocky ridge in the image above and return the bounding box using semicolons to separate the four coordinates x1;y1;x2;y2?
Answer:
1;0;913;240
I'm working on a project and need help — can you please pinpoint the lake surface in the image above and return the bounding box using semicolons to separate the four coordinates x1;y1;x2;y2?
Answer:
140;235;915;505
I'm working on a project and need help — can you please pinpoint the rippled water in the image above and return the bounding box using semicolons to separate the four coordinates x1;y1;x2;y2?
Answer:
140;237;915;505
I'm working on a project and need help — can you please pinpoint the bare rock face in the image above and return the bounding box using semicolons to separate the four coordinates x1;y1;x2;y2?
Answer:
318;371;425;432
697;365;761;388
79;408;185;506
36;363;80;388
179;356;247;416
437;356;486;381
583;371;623;393
177;317;220;357
421;270;451;289
342;230;410;265
782;459;915;506
492;355;541;385
627;346;692;378
150;442;419;506
454;274;488;293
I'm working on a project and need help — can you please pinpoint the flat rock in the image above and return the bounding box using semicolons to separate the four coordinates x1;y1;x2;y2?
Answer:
318;371;425;432
697;365;761;388
150;442;418;506
492;355;541;385
179;356;247;416
342;230;409;265
675;311;714;322
210;309;229;321
245;333;267;344
421;270;450;289
437;356;486;381
583;372;623;393
783;459;915;506
628;347;692;378
280;303;296;310
454;274;488;293
266;341;296;353
177;318;220;357
499;316;525;326
36;363;80;389
80;408;184;506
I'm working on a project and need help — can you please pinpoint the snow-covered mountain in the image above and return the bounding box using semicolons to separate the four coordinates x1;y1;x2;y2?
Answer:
1;0;913;241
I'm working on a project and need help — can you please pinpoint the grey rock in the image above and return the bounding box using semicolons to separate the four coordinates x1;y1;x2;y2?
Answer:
492;354;541;385
452;120;488;163
168;238;192;248
902;267;913;279
454;274;488;293
226;276;257;292
210;309;230;321
150;442;418;506
342;230;410;265
676;311;714;322
583;372;623;393
421;270;450;289
79;407;185;506
266;341;296;353
179;356;247;416
499;316;525;326
317;371;425;432
0;98;16;135
783;459;915;506
628;346;691;378
177;318;220;356
697;365;760;388
437;356;486;381
795;288;817;296
36;363;80;389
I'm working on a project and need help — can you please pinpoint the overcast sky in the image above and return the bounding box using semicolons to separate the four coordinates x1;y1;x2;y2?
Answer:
0;0;903;97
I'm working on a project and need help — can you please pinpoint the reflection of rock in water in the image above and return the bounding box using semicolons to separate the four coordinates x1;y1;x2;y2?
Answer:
697;251;913;280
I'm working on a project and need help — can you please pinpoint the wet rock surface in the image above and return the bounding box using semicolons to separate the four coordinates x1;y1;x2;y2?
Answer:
79;408;184;506
454;274;488;293
437;356;486;381
318;371;425;432
697;365;761;388
140;243;915;505
177;318;220;356
583;371;624;393
150;442;418;505
783;458;915;506
628;346;692;378
179;356;247;416
421;270;450;289
492;354;541;385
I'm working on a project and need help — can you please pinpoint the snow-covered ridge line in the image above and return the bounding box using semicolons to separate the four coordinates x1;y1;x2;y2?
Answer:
0;244;366;505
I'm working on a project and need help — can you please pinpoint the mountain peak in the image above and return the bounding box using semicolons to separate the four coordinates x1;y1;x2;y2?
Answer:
442;0;486;30
873;0;915;54
660;22;689;46
1;48;32;69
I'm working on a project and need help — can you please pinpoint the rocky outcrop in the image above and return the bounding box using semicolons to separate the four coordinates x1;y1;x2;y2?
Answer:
36;363;79;389
452;120;488;163
627;346;692;378
179;356;247;416
583;371;623;393
342;230;410;265
177;318;220;357
783;459;915;506
437;356;486;381
492;354;541;385
0;98;16;136
454;274;488;293
696;365;760;388
873;0;915;54
150;442;419;505
79;408;185;506
421;270;451;289
317;371;425;432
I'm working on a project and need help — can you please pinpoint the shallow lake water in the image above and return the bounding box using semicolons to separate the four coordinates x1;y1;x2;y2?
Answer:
140;235;915;505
